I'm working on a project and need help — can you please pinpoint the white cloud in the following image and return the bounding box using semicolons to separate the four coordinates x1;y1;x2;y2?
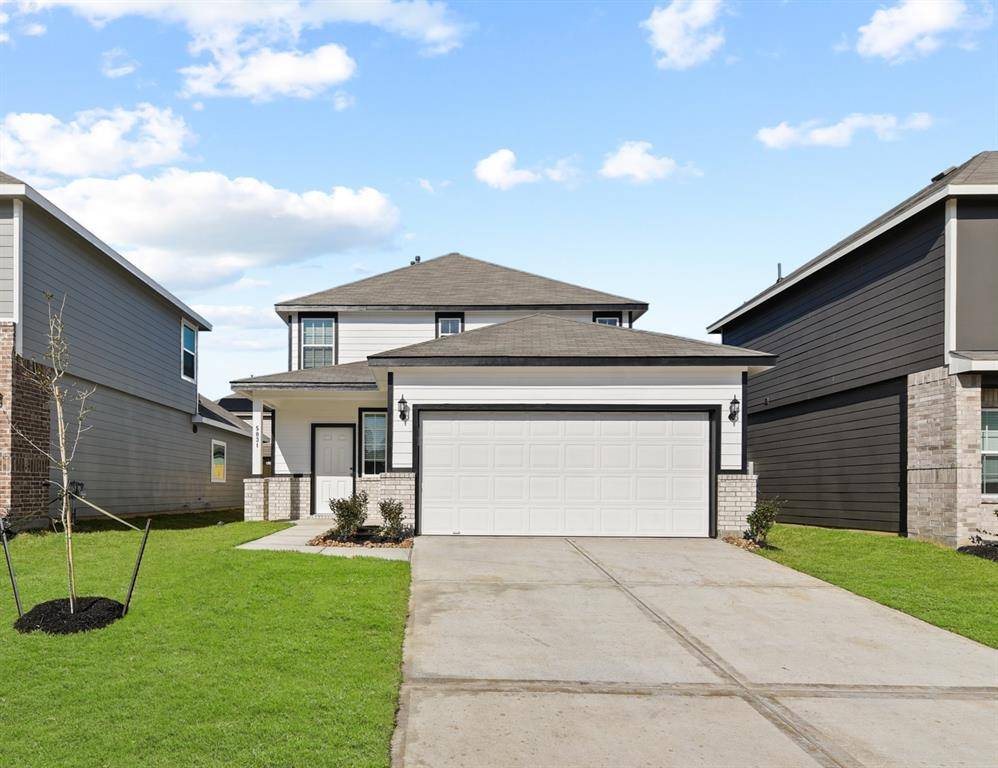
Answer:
474;149;541;190
756;112;933;149
599;141;696;183
181;43;355;100
332;90;355;111
42;169;401;289
22;22;46;36
418;178;435;193
641;0;725;70
21;1;467;99
101;47;138;78
856;0;989;63
544;156;581;185
191;304;283;329
1;104;193;180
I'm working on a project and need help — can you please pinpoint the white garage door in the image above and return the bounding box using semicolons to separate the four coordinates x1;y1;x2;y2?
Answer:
420;411;710;537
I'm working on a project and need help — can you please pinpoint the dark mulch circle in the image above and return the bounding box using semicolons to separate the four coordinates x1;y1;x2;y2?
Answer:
14;596;125;635
957;544;998;563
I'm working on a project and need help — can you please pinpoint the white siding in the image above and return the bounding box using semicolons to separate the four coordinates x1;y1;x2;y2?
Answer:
391;367;745;471
337;311;435;364
271;393;386;474
463;310;594;331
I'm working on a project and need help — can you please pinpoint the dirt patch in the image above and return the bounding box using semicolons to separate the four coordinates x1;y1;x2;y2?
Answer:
14;596;125;635
957;543;998;563
722;535;760;552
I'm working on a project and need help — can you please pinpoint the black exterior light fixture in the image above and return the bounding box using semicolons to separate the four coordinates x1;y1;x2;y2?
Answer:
728;395;741;424
397;394;409;424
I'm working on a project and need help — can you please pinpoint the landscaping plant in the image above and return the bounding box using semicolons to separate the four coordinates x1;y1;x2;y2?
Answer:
746;497;782;546
377;498;406;542
329;491;369;541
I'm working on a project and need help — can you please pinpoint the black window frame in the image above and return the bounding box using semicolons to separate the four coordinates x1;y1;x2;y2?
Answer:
299;312;337;369
593;311;623;327
359;408;388;477
435;311;465;338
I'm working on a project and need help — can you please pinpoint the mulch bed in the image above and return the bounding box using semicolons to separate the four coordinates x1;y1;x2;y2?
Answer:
722;535;760;551
957;543;998;563
14;596;125;635
309;527;413;549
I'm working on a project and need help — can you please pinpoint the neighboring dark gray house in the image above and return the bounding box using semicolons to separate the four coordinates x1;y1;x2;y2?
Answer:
0;171;251;523
709;151;998;547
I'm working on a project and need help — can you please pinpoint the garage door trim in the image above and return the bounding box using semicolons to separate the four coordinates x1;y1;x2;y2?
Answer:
412;404;722;537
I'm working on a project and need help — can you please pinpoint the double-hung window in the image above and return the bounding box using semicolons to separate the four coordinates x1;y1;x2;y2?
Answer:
301;316;335;369
182;321;197;381
362;411;387;475
983;404;998;495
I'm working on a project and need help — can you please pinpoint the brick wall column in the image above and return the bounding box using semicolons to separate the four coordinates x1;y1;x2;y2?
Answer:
0;323;51;523
717;473;758;535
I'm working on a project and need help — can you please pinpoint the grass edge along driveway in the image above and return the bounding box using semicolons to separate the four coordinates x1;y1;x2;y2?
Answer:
755;523;998;648
0;511;410;768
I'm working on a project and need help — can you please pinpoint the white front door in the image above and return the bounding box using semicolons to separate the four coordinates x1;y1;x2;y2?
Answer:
313;426;354;515
420;411;711;537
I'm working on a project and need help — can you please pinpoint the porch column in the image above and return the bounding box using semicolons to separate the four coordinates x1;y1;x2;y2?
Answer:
251;398;264;475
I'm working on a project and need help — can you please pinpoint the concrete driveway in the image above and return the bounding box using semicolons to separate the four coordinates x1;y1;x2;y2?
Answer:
392;537;997;768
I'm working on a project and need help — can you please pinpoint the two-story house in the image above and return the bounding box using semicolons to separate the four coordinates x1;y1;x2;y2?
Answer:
709;151;998;547
231;253;775;537
0;172;251;525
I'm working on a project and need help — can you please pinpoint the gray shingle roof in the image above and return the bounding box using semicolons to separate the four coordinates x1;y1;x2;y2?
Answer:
230;359;378;388
197;395;251;432
0;171;25;185
708;151;998;332
368;314;774;366
277;253;647;311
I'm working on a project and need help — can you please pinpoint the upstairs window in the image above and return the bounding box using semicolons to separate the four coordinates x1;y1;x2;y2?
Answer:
436;312;464;337
362;411;387;475
182;321;197;381
302;316;335;369
593;311;622;327
983;406;998;495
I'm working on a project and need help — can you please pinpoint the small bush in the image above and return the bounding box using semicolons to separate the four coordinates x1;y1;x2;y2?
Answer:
746;497;781;546
329;491;368;541
378;498;407;542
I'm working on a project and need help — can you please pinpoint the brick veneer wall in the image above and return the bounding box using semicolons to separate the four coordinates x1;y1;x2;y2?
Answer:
357;472;416;528
907;366;985;546
242;475;311;521
0;323;51;523
717;473;758;535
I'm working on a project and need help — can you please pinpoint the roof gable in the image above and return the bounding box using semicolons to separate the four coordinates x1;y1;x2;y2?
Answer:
276;253;647;311
368;313;774;366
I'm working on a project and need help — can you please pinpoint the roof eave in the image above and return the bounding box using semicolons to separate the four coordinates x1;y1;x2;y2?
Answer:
368;355;776;367
274;302;649;314
229;381;379;391
706;182;998;334
0;183;212;330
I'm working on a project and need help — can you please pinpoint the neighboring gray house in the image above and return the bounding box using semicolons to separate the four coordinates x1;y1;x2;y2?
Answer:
216;396;274;475
709;151;998;547
232;254;774;537
0;172;251;523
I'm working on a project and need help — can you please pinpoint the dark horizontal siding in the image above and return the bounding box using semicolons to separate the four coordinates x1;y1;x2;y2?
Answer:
748;380;904;533
722;204;945;413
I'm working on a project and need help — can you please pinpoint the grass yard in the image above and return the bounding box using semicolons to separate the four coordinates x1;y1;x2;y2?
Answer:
0;511;411;768
757;523;998;648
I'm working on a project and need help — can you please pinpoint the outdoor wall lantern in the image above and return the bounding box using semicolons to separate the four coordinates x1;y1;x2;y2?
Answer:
397;395;409;424
728;395;740;424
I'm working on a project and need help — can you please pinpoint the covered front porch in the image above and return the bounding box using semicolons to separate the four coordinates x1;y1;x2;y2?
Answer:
231;362;416;524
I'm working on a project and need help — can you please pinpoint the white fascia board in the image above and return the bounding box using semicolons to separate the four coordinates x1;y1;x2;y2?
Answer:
192;414;252;437
0;185;212;331
706;183;998;334
948;355;998;374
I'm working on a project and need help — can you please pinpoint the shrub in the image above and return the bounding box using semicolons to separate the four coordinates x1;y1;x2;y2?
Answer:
329;491;368;541
746;497;781;546
378;498;407;542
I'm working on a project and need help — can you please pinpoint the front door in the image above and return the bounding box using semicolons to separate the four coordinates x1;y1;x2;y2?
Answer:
313;426;354;515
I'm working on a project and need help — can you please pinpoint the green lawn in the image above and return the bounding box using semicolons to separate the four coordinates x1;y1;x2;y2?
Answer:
0;511;410;768
756;524;998;648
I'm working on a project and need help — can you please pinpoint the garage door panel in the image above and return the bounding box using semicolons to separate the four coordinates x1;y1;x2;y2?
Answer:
420;411;710;537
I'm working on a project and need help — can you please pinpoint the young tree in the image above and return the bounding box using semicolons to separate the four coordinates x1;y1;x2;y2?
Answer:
6;294;96;613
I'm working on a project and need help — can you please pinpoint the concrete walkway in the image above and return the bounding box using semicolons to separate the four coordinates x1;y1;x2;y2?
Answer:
237;518;411;561
392;537;997;768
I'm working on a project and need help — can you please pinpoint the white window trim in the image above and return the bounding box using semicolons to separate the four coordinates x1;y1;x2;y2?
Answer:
360;410;387;476
983;407;998;496
211;439;227;483
300;316;335;369
181;319;197;383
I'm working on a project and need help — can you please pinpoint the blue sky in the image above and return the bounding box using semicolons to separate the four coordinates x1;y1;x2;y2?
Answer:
0;0;995;397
